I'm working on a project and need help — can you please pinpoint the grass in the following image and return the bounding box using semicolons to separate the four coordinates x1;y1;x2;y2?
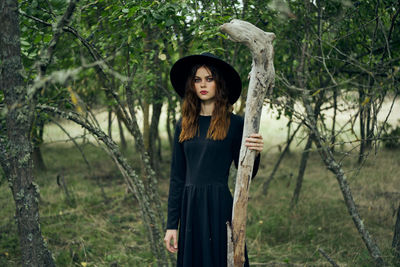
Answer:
1;140;399;266
1;99;400;267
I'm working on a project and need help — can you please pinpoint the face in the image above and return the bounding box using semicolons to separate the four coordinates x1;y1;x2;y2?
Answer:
194;66;216;103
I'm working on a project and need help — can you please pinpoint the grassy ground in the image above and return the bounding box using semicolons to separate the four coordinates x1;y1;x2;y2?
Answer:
0;138;399;266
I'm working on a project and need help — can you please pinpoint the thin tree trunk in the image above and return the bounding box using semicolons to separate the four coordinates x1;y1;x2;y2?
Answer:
0;1;55;265
358;87;366;164
262;121;302;195
221;19;275;267
290;94;324;208
143;99;150;151
117;113;127;151
331;88;338;152
166;102;173;149
290;134;312;208
149;101;162;171
108;108;113;139
393;203;400;264
149;57;163;172
32;117;47;171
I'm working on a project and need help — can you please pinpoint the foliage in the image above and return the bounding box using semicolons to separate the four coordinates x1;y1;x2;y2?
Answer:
382;121;400;149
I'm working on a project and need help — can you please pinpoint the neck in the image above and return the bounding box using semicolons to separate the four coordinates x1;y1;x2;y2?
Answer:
200;100;215;116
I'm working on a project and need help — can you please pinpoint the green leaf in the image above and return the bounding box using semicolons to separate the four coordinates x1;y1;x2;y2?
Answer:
43;35;52;43
21;40;30;46
166;18;174;27
33;35;42;44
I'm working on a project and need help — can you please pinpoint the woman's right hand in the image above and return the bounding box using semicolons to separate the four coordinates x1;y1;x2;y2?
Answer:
164;229;178;253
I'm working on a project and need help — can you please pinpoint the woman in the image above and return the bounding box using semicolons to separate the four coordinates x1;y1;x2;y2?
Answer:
164;52;264;267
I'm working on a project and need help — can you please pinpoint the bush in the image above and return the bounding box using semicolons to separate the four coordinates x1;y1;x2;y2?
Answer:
382;121;400;149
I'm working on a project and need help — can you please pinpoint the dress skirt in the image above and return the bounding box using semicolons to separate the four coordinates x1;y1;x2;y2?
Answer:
176;183;249;267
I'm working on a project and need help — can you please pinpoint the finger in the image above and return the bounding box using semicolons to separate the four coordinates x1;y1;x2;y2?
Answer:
173;234;178;250
245;137;264;143
249;133;262;138
246;144;263;151
165;236;173;253
166;240;172;252
245;142;264;147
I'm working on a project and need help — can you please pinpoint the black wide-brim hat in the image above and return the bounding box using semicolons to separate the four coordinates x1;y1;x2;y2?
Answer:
170;52;242;104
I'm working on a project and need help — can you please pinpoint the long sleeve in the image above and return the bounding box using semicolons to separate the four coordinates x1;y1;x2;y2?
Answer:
233;116;261;179
166;119;186;229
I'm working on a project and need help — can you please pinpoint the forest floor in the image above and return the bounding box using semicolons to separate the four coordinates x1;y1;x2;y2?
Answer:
0;139;399;266
1;98;400;266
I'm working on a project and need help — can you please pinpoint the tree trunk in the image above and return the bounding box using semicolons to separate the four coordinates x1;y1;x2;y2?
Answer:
108;107;113;139
32;118;47;172
117;113;127;151
0;1;55;265
262;121;302;195
330;88;338;152
149;63;163;172
393;203;400;264
166;101;174;149
220;19;275;267
143;99;150;151
291;94;323;208
358;87;366;164
290;133;312;208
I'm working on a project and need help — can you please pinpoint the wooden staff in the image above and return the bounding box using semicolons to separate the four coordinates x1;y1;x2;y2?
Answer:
220;19;275;267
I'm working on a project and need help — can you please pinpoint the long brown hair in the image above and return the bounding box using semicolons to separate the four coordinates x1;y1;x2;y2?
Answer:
179;64;233;142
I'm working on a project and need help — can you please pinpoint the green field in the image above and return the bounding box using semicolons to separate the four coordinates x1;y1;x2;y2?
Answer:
1;134;399;266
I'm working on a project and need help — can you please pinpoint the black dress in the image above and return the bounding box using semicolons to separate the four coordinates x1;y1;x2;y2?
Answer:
167;113;260;267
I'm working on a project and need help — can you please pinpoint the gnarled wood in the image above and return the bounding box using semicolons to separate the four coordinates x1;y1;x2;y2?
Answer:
220;19;275;267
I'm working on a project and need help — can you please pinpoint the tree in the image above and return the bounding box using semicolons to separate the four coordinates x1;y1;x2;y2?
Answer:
0;0;59;265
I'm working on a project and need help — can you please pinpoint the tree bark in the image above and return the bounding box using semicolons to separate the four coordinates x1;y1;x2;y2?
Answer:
220;19;275;267
32;121;46;172
330;88;338;152
358;87;366;164
393;203;400;264
0;0;55;265
108;108;113;139
117;112;127;151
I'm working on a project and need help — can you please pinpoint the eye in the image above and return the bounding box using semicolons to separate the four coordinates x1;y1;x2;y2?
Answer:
207;77;214;82
194;78;201;83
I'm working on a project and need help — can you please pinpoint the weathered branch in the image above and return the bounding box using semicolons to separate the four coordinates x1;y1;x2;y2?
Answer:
301;93;385;266
318;248;339;267
37;104;167;265
220;19;275;267
35;0;79;90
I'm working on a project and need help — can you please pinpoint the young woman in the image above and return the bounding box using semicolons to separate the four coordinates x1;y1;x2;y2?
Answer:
164;52;264;267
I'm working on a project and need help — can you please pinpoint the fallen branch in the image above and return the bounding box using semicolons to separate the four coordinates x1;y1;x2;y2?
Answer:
318;248;339;267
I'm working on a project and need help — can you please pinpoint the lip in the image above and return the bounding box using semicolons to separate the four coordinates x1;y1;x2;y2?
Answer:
200;91;208;95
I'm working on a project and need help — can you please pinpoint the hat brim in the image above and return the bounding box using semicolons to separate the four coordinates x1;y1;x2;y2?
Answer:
170;54;242;104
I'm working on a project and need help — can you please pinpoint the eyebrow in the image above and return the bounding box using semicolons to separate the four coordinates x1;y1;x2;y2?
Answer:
194;75;213;78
